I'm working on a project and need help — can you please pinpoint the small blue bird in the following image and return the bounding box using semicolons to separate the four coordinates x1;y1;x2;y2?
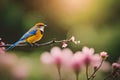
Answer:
6;22;47;51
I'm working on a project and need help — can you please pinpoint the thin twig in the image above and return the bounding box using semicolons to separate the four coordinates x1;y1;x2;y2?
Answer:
104;68;120;80
86;64;89;80
88;59;104;80
57;64;62;80
75;71;79;80
0;39;70;47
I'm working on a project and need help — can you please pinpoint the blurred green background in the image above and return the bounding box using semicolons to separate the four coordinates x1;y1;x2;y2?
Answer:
0;0;120;80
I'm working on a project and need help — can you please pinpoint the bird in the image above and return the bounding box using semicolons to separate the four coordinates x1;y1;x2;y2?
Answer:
6;22;47;51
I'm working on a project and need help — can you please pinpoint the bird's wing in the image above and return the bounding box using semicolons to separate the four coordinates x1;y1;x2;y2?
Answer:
19;29;37;41
6;29;37;51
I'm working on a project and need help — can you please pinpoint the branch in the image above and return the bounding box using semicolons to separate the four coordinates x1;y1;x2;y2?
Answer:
88;59;104;80
0;39;70;47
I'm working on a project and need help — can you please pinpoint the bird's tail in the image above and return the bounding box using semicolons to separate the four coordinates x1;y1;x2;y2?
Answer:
6;41;21;51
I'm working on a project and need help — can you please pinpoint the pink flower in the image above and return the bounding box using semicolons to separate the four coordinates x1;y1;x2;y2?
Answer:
112;63;120;69
0;40;5;54
68;51;84;72
40;47;73;66
69;36;75;42
0;54;18;67
62;41;68;48
100;52;108;59
62;48;73;64
40;47;73;80
12;63;29;80
69;36;80;44
81;47;103;68
91;54;101;68
111;62;120;78
82;46;95;65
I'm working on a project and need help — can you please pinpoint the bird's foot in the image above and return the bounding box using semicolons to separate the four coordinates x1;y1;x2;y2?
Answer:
34;43;39;46
27;43;34;47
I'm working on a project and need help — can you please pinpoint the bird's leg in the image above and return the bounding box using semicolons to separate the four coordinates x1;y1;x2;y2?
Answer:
33;43;39;46
27;42;34;47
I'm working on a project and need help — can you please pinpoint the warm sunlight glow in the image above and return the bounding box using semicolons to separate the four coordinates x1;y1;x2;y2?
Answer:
61;0;91;13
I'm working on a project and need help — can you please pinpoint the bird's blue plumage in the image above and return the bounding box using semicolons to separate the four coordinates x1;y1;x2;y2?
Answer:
6;29;37;51
6;41;21;51
20;29;37;40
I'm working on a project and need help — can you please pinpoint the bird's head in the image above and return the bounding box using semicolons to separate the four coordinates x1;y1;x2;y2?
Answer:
35;22;47;32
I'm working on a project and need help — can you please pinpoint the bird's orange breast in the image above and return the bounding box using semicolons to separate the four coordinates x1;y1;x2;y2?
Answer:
26;30;43;43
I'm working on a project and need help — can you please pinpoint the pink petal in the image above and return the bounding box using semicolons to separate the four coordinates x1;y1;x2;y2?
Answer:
62;48;73;64
1;42;5;45
81;47;95;65
89;48;94;54
50;47;62;58
40;52;53;64
69;36;75;42
0;54;18;67
72;51;83;61
82;47;94;55
62;42;68;48
69;51;84;70
82;46;89;53
112;63;120;69
12;64;29;79
0;48;5;54
91;54;101;67
100;52;108;58
0;41;5;54
62;48;73;55
100;61;111;72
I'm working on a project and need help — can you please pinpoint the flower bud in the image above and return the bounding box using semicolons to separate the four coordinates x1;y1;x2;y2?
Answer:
62;41;68;48
112;63;120;69
69;36;75;42
100;52;108;60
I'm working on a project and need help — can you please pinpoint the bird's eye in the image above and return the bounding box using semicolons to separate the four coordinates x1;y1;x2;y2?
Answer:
39;24;44;26
35;23;47;28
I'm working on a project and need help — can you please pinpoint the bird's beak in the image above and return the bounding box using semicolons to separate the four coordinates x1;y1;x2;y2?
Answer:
44;24;47;27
